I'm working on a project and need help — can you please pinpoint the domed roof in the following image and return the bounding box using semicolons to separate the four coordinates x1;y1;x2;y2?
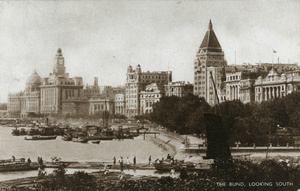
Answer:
26;70;42;89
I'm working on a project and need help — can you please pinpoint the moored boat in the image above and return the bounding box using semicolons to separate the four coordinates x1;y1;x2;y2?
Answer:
0;158;39;172
87;134;114;140
72;137;88;143
62;135;72;141
19;128;26;135
24;135;57;140
91;140;101;144
153;161;182;171
11;128;20;136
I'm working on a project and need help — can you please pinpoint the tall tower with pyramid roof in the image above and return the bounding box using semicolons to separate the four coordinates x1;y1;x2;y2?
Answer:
194;20;227;105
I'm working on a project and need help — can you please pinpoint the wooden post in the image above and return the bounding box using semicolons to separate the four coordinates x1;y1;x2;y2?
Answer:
154;133;156;138
143;132;145;140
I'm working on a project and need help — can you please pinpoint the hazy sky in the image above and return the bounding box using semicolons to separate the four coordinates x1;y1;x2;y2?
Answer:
0;0;299;103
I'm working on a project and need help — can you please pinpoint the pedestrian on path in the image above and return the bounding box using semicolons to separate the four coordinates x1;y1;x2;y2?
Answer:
133;156;136;167
149;155;151;166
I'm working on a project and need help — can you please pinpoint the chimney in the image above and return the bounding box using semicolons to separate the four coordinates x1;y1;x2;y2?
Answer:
94;77;98;86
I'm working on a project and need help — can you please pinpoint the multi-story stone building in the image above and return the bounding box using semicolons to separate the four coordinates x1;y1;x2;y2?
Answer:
40;48;85;115
125;64;171;117
114;93;126;115
140;83;163;114
194;20;227;105
165;81;193;97
225;71;243;101
239;79;255;104
8;70;42;118
254;69;300;103
89;97;114;115
7;48;126;118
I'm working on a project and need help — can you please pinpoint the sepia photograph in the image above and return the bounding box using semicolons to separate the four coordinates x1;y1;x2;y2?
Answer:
0;0;300;190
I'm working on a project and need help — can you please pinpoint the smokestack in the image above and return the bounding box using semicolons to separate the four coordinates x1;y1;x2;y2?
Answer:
94;77;98;86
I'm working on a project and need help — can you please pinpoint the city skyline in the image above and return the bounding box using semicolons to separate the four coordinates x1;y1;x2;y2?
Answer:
0;1;300;103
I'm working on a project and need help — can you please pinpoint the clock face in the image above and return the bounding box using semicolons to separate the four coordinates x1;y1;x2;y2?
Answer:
59;60;63;65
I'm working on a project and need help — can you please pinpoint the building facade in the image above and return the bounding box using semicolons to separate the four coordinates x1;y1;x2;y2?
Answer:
125;64;171;117
165;81;193;97
40;48;85;115
239;79;255;104
254;69;300;103
194;20;227;105
114;93;126;115
140;83;163;114
225;71;242;101
7;71;42;118
89;97;114;115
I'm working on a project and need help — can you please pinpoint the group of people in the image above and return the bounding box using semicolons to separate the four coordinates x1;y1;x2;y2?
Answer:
113;156;137;170
154;154;175;165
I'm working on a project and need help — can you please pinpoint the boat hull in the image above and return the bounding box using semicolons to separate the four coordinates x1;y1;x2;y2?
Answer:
25;136;57;140
87;136;114;140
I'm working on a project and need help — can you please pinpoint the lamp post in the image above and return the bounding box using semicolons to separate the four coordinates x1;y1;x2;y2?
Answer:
266;123;271;160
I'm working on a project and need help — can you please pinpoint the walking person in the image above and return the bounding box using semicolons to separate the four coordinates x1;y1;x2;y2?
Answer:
133;156;136;167
148;155;151;166
113;156;116;165
27;158;31;165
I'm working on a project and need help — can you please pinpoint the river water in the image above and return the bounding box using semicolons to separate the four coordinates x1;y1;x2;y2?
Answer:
0;125;178;181
0;126;170;163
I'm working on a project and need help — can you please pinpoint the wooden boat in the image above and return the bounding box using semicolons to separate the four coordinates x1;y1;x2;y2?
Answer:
19;128;26;135
87;134;114;140
0;159;39;172
153;161;182;171
72;137;88;143
153;161;201;171
92;140;101;144
62;135;72;141
24;135;57;140
11;128;20;136
27;128;40;136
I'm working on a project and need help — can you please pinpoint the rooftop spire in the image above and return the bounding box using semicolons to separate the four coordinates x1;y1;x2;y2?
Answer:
199;20;222;52
208;19;213;30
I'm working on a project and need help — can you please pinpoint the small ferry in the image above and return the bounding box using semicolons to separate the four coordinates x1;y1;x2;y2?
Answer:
24;135;57;140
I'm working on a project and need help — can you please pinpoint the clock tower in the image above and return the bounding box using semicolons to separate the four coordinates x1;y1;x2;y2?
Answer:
53;48;66;76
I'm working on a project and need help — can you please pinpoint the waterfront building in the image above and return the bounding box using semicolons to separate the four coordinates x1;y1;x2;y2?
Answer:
114;93;126;115
193;20;227;105
239;79;255;104
225;71;242;101
165;81;193;97
140;83;163;114
254;69;300;103
125;64;171;117
89;97;114;115
40;48;85;115
7;70;42;118
7;48;127;118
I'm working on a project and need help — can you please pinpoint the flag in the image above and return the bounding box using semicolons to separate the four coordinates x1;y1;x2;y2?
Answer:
273;50;277;53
